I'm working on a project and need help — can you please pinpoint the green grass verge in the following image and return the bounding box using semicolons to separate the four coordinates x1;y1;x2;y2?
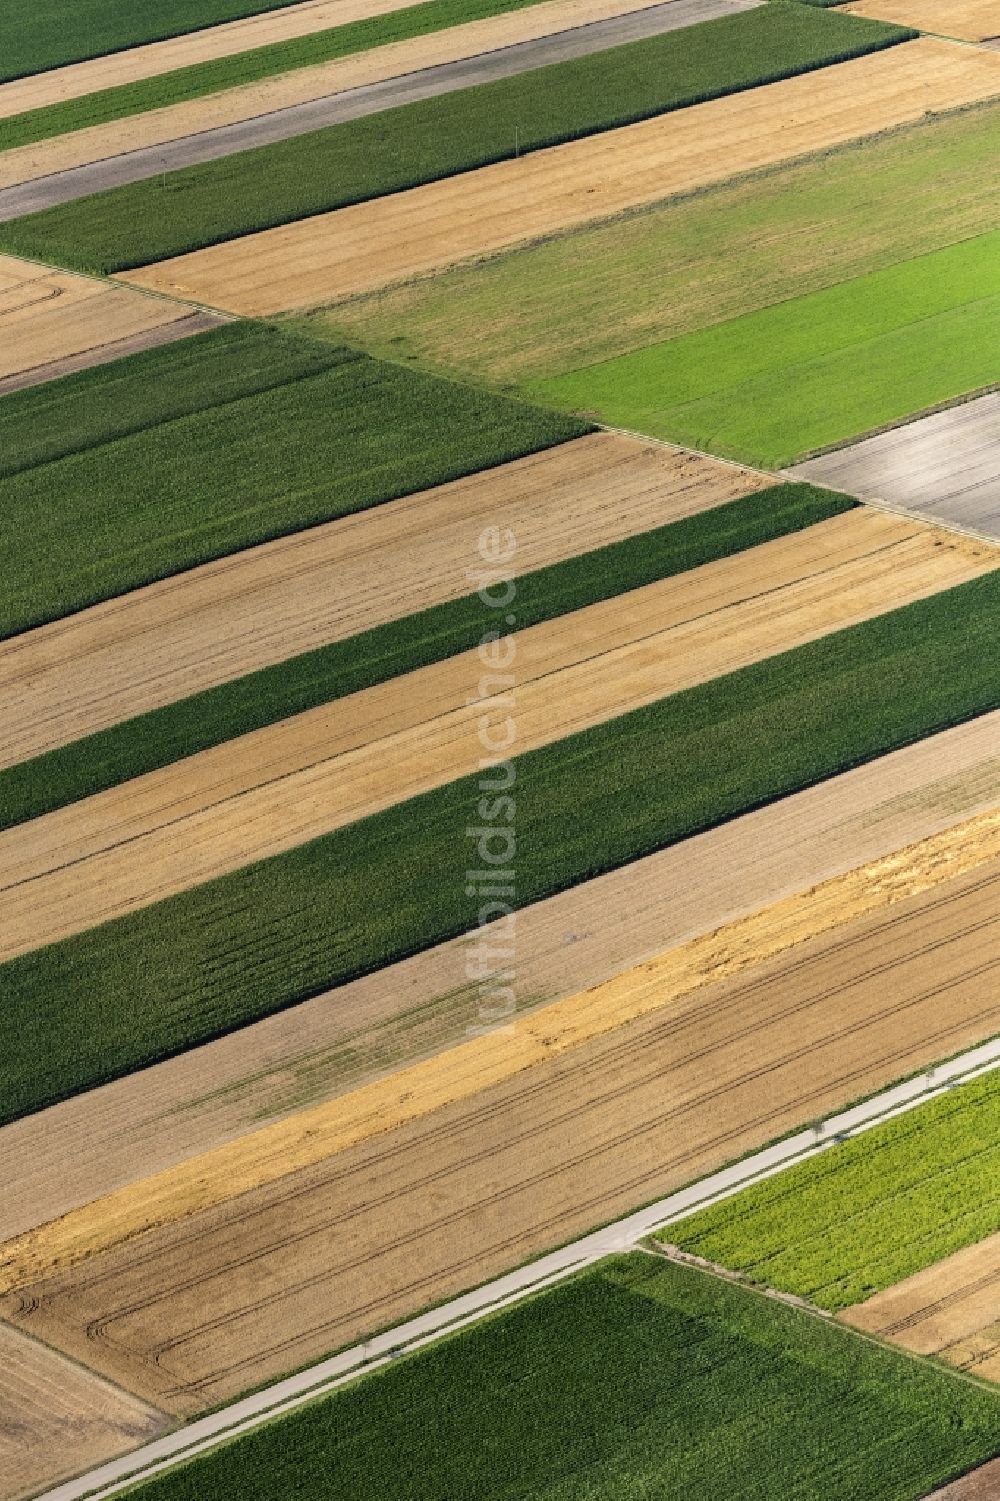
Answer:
1;0;307;85
120;1256;1000;1501
6;566;1000;1125
0;0;554;151
537;228;1000;467
319;102;1000;387
0;325;585;640
0;4;912;274
0;483;852;828
665;1069;1000;1311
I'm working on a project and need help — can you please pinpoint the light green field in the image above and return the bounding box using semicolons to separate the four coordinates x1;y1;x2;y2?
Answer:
536;228;1000;466
665;1068;1000;1311
320;102;1000;387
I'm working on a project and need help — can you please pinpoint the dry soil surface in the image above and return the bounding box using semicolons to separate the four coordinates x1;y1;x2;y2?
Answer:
6;850;1000;1413
928;1459;1000;1498
120;40;1000;313
846;0;1000;43
842;1233;1000;1384
0;1319;170;1501
1;508;990;960
0;434;768;767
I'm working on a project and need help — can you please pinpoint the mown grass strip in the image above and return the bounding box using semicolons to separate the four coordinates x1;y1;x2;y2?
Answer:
0;331;585;640
0;4;913;274
0;0;554;151
110;1257;1000;1501
0;483;852;829
5;566;1000;1125
538;228;1000;467
666;1069;1000;1311
1;0;308;85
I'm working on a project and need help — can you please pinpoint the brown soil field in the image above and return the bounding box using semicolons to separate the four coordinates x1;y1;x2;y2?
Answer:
0;0;683;188
2;508;991;961
2;706;999;1250
0;0;425;121
120;40;1000;313
6;850;1000;1414
0;252;204;385
0;434;767;768
842;1233;1000;1384
0;1319;170;1501
846;0;1000;43
929;1458;1000;1498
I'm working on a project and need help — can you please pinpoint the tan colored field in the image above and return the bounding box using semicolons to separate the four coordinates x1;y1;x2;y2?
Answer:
930;1458;1000;1498
2;509;992;961
846;0;1000;42
0;0;685;188
0;0;426;121
0;253;207;387
121;40;1000;313
2;704;999;1248
6;848;1000;1413
0;435;767;768
842;1234;1000;1383
0;1319;170;1501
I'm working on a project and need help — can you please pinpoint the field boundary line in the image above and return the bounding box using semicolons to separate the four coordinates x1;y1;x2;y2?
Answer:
29;1035;1000;1501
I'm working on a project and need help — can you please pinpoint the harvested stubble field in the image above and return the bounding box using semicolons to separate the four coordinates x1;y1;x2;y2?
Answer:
0;1319;170;1501
667;1067;1000;1309
7;846;1000;1411
0;325;583;640
8;564;1000;1125
842;1232;1000;1385
4;704;1000;1246
0;433;770;777
1;508;987;960
53;1258;1000;1501
1;3;907;275
325;100;1000;386
541;228;1000;466
0;252;214;390
117;38;1000;314
933;1460;1000;1499
0;0;733;180
846;0;1000;42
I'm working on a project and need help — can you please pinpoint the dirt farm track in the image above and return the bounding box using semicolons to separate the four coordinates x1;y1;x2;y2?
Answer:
122;39;1000;312
6;851;1000;1413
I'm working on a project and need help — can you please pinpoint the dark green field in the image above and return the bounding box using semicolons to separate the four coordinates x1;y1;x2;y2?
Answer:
0;324;584;639
0;483;852;829
6;568;1000;1125
1;0;305;83
120;1256;1000;1501
0;4;911;274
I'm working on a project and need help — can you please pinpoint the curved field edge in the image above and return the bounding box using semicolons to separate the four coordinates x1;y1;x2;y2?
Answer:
4;566;1000;1125
0;484;852;828
114;1257;1000;1501
664;1068;1000;1310
0;4;913;274
0;327;586;641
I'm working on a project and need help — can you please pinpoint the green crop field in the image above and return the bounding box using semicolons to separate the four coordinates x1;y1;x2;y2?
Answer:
322;102;1000;386
0;0;553;151
0;325;584;640
537;229;1000;467
1;0;306;84
666;1070;1000;1311
119;1256;1000;1501
0;483;852;830
6;567;1000;1125
0;4;910;274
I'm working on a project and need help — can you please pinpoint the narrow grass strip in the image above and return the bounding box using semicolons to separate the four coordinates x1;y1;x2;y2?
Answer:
0;4;913;274
0;483;851;828
0;0;556;151
665;1069;1000;1311
4;796;996;1293
4;566;1000;1126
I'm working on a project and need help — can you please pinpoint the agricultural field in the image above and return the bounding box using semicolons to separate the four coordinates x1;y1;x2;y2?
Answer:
845;0;1000;41
0;4;910;273
21;1257;1000;1501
